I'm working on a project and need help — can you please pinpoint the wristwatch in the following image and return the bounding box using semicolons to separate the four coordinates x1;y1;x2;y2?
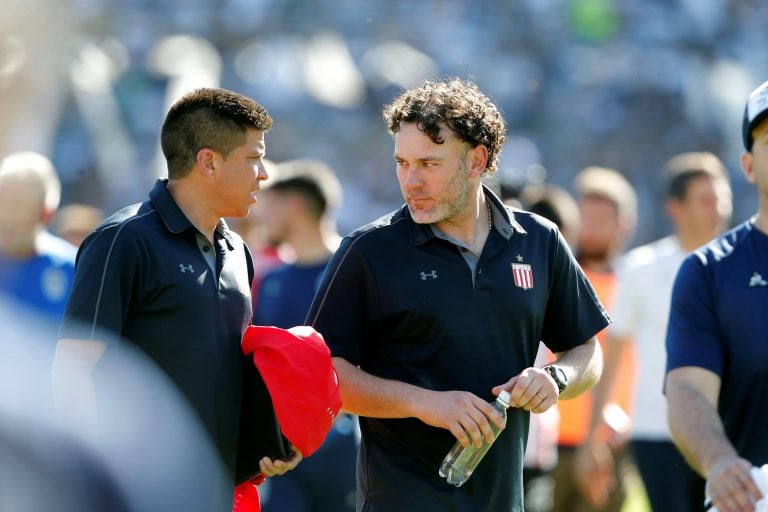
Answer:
543;365;568;395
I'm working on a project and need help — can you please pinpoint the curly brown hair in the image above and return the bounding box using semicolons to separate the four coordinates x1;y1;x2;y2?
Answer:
382;78;507;175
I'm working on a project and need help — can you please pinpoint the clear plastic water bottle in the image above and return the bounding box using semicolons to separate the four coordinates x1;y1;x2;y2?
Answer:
438;390;511;487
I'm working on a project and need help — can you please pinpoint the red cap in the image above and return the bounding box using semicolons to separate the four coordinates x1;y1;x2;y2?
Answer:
241;325;342;457
233;480;262;512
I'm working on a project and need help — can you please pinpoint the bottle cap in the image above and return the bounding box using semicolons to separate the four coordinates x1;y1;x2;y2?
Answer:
497;390;511;406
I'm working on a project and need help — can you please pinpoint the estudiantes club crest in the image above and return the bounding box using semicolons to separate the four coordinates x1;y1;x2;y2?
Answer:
511;263;534;289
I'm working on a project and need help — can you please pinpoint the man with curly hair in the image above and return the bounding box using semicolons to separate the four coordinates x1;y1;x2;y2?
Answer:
307;78;607;511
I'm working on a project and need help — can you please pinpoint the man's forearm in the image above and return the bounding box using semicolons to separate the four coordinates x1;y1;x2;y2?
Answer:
333;356;508;447
553;337;602;400
665;369;735;477
333;356;429;419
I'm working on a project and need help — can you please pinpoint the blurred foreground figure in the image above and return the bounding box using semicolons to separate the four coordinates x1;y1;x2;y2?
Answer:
0;297;228;511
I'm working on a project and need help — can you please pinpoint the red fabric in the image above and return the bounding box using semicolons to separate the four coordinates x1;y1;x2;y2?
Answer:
241;325;342;457
233;480;262;512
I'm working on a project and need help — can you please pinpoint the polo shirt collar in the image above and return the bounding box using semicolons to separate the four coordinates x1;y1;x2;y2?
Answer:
149;179;235;250
486;186;527;239
407;185;526;246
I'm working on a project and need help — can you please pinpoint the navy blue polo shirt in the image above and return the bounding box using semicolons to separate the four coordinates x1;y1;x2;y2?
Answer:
60;180;254;495
667;220;768;466
307;188;609;512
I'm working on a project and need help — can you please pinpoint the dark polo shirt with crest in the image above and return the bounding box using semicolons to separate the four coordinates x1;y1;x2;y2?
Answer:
60;179;254;489
307;186;609;512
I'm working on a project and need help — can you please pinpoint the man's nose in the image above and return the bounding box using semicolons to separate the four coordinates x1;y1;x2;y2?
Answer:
256;161;268;181
403;168;423;188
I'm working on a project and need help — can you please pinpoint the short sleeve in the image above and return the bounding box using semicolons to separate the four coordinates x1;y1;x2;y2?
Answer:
665;254;723;375
306;237;370;365
59;225;141;342
540;230;610;352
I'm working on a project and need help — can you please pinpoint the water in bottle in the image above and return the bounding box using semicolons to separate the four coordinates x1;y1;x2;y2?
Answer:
438;390;511;487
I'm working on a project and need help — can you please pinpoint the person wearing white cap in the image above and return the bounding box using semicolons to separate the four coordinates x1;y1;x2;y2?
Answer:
665;79;768;512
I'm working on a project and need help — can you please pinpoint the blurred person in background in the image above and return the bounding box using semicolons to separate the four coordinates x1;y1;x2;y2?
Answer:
0;151;75;329
665;80;768;512
307;78;607;512
552;166;638;512
518;183;581;248
52;203;105;248
515;182;582;512
582;151;731;511
252;158;342;327
251;158;356;512
52;88;300;511
227;158;284;311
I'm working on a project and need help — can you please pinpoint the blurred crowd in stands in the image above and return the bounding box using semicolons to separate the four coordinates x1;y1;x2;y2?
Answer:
2;0;766;246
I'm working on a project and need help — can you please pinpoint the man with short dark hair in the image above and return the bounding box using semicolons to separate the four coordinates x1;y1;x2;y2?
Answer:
307;78;607;511
53;87;300;511
665;80;768;512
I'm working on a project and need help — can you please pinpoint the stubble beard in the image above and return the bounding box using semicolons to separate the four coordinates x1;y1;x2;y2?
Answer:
408;159;472;225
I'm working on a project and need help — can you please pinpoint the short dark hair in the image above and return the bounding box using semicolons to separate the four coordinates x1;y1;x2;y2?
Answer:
663;152;728;201
160;88;273;179
382;78;507;175
268;159;342;220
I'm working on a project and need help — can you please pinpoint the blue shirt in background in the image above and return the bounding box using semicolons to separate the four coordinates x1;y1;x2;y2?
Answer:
0;231;76;325
253;260;328;329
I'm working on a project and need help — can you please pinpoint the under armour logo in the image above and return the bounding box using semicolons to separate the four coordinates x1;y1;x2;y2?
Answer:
749;272;767;287
179;264;195;273
420;270;438;280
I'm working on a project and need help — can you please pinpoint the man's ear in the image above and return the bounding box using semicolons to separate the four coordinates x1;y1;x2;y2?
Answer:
467;145;489;179
741;151;756;185
196;148;218;179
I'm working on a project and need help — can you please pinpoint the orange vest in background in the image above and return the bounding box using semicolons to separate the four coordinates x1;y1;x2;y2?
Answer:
556;268;636;447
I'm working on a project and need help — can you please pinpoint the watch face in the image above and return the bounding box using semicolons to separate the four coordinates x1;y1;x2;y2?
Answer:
548;365;567;392
554;367;567;385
